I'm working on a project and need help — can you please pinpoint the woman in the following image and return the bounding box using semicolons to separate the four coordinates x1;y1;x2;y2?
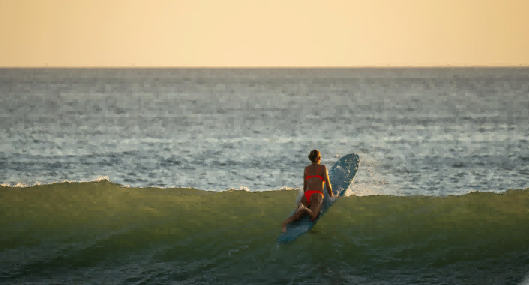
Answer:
281;149;334;233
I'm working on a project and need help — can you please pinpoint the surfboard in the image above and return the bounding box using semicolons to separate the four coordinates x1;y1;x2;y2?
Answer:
277;153;360;244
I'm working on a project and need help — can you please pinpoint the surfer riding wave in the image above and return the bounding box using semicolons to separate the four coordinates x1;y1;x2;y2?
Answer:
281;150;334;233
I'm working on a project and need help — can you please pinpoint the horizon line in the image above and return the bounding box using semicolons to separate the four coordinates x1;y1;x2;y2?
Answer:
1;65;529;69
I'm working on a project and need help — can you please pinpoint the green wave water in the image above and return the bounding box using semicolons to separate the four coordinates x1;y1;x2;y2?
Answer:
2;181;529;284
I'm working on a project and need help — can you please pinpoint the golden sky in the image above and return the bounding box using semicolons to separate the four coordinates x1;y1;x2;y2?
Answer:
1;0;528;67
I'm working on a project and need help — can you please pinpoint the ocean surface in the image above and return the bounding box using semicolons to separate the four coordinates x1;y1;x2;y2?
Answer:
1;68;529;284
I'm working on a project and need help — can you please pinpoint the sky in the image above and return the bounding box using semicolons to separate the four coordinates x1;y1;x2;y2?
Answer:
1;0;528;67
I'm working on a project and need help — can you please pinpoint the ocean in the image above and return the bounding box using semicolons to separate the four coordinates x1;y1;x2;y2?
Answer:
1;68;528;284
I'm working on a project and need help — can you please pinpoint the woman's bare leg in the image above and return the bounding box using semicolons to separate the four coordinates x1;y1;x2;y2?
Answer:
281;206;306;232
281;196;310;232
297;204;322;220
281;203;323;232
303;195;323;221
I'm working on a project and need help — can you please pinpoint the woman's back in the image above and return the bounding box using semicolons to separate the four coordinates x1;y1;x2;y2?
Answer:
304;164;326;191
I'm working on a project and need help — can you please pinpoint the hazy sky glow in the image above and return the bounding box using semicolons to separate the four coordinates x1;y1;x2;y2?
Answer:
1;0;528;67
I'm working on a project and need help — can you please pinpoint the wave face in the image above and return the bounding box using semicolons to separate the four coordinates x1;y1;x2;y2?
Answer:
1;68;529;195
2;181;529;284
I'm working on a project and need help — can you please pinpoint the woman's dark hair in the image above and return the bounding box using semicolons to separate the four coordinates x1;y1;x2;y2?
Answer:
308;149;321;163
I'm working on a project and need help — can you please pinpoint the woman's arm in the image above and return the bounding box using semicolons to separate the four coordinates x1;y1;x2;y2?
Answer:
323;165;334;197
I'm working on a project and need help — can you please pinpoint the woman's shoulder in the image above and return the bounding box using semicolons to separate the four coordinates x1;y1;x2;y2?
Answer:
306;164;328;169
